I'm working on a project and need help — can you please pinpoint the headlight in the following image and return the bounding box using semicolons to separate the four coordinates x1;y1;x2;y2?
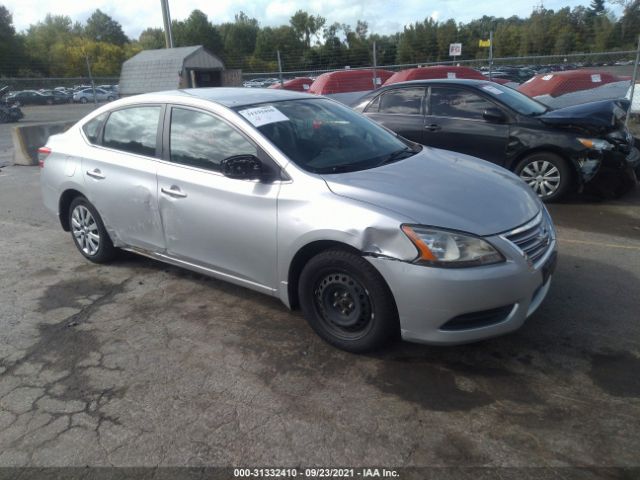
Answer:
401;225;504;267
577;138;613;151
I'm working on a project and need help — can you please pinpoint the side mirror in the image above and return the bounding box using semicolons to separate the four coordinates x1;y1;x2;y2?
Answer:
483;107;506;123
221;155;263;180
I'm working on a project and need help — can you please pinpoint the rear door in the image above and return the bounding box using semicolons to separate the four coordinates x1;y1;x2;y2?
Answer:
363;87;427;144
424;86;510;165
156;105;279;290
81;105;165;251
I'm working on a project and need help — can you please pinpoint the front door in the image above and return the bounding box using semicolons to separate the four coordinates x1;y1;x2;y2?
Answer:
157;105;279;290
364;86;427;144
424;86;510;165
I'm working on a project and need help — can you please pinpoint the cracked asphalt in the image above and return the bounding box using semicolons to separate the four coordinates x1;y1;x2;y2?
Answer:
0;155;639;469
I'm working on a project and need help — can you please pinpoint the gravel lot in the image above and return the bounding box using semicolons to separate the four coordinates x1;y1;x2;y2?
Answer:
0;104;639;475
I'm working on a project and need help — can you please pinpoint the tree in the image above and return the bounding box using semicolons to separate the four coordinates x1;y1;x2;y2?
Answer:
84;9;128;45
219;12;259;67
254;25;302;64
23;14;75;75
138;28;164;50
0;5;25;76
172;10;223;54
588;0;607;15
290;10;326;48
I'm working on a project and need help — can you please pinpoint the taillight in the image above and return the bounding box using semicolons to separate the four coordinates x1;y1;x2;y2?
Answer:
37;147;51;168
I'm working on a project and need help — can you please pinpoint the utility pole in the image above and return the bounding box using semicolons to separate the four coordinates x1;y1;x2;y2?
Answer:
160;0;173;48
625;35;640;129
372;41;378;89
489;31;494;81
85;55;97;105
277;50;284;87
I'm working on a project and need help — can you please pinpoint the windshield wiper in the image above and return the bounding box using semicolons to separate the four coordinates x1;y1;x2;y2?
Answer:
374;147;416;168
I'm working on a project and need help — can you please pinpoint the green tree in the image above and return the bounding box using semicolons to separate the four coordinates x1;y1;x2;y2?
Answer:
290;10;326;48
172;10;223;54
219;12;259;67
84;9;128;45
138;28;165;50
23;14;75;75
0;5;24;76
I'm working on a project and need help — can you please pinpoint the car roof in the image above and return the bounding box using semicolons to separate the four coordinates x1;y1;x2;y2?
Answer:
141;87;312;108
378;79;491;88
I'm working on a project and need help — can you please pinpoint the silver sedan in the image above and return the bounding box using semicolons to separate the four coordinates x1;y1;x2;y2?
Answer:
40;88;557;352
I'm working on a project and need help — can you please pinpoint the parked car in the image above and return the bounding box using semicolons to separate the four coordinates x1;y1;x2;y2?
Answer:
353;79;639;201
483;67;536;84
40;88;557;352
40;89;73;104
0;86;24;123
73;88;116;103
269;77;313;91
243;78;269;88
5;90;56;106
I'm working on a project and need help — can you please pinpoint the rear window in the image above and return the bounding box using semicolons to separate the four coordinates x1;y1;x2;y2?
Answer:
82;112;108;145
103;106;161;157
378;88;425;115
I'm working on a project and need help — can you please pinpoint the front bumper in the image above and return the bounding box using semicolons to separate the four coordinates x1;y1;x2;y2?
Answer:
367;235;557;345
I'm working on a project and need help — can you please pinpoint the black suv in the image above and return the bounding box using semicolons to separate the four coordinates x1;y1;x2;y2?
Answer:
353;79;639;201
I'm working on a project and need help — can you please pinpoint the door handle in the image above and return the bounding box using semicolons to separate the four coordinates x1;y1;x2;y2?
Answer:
425;124;441;132
161;186;187;198
86;168;105;179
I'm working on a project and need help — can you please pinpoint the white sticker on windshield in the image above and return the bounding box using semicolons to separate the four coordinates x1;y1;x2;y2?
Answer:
542;74;554;81
302;84;310;90
447;72;456;79
481;85;503;95
239;106;289;127
591;74;602;83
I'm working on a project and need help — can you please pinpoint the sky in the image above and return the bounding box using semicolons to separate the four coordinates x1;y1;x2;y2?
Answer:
4;0;624;39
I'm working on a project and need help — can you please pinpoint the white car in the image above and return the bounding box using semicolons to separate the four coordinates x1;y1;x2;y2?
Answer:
73;88;116;104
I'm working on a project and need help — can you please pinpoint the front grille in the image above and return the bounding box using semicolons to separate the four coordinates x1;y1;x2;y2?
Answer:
504;212;552;265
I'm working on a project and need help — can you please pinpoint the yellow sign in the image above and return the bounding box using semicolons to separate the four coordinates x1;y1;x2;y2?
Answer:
479;39;491;47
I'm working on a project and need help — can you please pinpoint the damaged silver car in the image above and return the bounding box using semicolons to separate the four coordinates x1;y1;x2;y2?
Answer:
40;88;557;352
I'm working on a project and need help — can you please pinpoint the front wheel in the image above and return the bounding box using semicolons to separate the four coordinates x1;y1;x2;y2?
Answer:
515;152;572;202
298;249;399;352
68;197;117;263
80;97;88;104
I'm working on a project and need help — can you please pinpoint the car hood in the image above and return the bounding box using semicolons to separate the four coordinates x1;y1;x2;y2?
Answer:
322;148;541;236
539;99;629;131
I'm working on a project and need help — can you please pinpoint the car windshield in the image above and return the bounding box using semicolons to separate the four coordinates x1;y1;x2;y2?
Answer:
234;98;419;174
478;83;548;116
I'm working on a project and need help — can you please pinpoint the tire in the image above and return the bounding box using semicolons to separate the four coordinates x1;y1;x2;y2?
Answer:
68;197;117;263
107;96;114;102
80;97;88;104
298;249;399;353
515;152;572;202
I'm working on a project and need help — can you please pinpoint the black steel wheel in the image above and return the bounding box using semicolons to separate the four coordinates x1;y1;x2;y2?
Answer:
299;249;399;352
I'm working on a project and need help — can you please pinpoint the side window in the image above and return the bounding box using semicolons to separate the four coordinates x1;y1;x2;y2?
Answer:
169;107;257;172
378;88;425;115
82;113;108;145
103;106;161;157
431;87;495;120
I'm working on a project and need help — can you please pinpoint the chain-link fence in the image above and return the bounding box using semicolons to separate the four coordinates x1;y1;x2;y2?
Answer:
0;77;119;91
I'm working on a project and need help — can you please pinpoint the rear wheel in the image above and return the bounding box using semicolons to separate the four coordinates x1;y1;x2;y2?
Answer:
80;97;88;104
68;197;117;263
515;152;571;202
298;249;399;352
